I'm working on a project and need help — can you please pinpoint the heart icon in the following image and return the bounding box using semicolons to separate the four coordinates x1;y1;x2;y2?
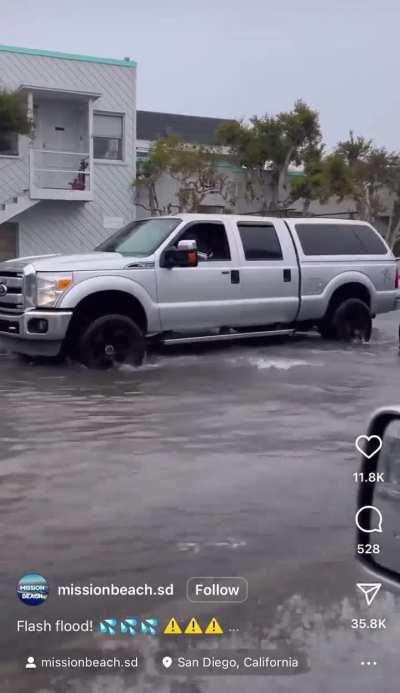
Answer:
162;656;173;669
355;435;382;459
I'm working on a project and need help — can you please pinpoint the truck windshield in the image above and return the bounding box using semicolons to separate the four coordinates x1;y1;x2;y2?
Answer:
95;218;181;256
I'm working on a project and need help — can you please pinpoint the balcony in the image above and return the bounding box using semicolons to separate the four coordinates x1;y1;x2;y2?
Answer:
29;149;93;201
19;84;101;202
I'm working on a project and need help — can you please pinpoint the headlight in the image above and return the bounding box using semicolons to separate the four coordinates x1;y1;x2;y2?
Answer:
36;273;73;308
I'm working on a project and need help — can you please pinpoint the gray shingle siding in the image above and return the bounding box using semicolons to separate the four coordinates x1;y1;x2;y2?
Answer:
0;49;136;256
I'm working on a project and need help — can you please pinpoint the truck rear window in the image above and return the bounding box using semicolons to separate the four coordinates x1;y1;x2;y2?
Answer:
295;223;388;256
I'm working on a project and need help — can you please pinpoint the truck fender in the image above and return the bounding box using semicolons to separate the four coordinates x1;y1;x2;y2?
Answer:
57;275;161;333
322;271;377;311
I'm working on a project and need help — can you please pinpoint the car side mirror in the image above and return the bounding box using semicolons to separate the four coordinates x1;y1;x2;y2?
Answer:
160;239;198;269
356;407;400;585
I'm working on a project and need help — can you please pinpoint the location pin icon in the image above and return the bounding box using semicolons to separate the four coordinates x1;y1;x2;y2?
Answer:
162;656;173;669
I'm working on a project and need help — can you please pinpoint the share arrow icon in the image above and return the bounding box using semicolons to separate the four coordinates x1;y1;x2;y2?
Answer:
356;583;382;606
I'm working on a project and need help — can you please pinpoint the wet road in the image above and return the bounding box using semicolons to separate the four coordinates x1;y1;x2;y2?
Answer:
2;312;400;692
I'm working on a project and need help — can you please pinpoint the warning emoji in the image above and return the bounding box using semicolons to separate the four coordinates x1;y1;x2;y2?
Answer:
163;618;183;635
184;618;203;635
205;618;223;635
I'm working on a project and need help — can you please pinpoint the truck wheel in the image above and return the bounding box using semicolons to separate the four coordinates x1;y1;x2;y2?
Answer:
76;314;145;369
320;298;372;342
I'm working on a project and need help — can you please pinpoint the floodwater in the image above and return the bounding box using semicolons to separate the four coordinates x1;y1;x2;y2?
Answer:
1;312;400;692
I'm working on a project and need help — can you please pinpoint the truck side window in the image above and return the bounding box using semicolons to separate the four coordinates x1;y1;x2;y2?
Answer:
295;223;388;255
176;222;231;261
238;223;283;260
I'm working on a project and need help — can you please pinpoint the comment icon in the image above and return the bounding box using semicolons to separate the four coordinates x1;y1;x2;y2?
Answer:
355;506;383;533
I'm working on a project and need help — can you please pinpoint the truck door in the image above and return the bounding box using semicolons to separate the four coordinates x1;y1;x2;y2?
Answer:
232;218;300;326
156;220;242;331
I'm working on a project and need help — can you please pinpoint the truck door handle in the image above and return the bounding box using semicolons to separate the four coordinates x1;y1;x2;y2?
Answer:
221;269;240;283
283;268;291;282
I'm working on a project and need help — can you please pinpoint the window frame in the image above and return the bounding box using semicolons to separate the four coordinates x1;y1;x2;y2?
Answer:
237;221;283;261
93;111;126;164
168;220;233;264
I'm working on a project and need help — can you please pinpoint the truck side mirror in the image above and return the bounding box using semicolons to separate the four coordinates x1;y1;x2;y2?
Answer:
160;239;198;269
356;407;400;585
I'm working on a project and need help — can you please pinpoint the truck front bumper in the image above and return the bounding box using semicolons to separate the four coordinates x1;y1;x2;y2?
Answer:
0;309;73;356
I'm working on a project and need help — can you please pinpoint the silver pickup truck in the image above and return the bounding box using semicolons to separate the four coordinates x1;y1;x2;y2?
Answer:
0;214;397;368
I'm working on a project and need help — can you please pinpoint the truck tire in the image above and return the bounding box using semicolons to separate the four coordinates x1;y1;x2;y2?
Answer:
76;314;145;369
319;298;371;342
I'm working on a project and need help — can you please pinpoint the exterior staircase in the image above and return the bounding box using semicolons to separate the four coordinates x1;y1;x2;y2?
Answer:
0;190;40;225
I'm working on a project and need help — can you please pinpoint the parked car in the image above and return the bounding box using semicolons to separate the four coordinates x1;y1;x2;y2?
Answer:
0;214;397;368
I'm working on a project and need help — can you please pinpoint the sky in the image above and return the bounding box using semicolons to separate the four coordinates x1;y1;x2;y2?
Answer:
1;0;399;150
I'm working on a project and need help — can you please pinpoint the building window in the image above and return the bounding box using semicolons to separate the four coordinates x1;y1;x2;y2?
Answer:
136;149;149;173
93;113;124;160
136;149;149;161
0;131;18;156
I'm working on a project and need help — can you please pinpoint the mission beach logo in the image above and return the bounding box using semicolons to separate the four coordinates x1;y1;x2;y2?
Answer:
17;573;49;606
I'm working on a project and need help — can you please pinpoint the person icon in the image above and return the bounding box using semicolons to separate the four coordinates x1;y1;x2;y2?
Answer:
25;656;36;670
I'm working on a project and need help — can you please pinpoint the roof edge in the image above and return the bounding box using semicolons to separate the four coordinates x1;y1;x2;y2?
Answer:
137;109;234;122
0;44;137;68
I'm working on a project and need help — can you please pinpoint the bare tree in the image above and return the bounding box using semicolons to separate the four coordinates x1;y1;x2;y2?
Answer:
134;136;237;214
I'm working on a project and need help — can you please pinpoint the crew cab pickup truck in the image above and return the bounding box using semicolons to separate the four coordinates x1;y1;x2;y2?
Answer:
0;214;397;368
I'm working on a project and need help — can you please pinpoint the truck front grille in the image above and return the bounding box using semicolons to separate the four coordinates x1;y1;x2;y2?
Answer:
0;318;19;334
0;272;24;314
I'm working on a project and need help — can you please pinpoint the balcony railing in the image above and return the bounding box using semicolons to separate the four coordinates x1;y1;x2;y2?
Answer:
29;149;93;201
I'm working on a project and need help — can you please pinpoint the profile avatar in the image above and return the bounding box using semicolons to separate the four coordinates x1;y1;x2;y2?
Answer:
17;573;49;606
